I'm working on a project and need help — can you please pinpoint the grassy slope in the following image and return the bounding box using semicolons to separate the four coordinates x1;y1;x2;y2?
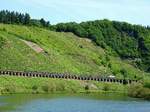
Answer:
0;24;149;79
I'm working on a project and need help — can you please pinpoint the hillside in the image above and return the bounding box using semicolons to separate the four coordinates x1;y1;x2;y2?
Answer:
0;24;149;80
53;20;150;73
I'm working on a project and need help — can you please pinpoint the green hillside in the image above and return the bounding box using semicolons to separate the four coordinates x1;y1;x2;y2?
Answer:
53;20;150;72
0;24;149;80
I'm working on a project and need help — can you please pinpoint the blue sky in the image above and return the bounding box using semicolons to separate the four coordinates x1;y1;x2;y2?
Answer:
0;0;150;25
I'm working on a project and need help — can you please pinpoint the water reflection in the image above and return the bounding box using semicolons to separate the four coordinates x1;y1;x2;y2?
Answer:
0;93;150;112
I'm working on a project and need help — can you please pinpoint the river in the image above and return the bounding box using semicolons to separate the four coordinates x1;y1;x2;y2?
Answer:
0;93;150;112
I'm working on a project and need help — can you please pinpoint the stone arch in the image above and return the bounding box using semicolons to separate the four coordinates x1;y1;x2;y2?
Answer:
7;71;10;75
67;75;70;79
129;80;132;84
29;73;32;77
23;73;26;77
34;73;38;77
55;75;59;78
92;77;94;80
106;78;110;82
97;78;100;81
52;74;55;78
112;79;116;83
120;80;123;84
104;78;106;82
63;75;67;79
13;72;16;76
87;77;90;80
19;72;23;76
116;79;119;83
94;77;97;81
61;75;64;78
9;71;12;76
78;77;81;80
32;73;35;77
100;78;103;82
17;72;20;76
0;71;3;74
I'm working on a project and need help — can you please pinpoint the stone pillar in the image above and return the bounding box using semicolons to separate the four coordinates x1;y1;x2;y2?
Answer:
100;78;103;82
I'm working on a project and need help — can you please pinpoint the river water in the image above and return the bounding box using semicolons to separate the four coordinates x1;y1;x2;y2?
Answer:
0;93;150;112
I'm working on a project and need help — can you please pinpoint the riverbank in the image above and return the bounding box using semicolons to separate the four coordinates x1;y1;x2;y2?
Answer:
0;75;150;100
128;81;150;100
0;75;126;94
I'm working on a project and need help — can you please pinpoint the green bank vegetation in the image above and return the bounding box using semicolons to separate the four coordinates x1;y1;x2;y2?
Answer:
0;76;150;100
128;82;150;100
0;76;126;94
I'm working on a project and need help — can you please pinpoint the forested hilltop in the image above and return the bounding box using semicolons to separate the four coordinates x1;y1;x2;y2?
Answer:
0;10;50;27
52;20;150;73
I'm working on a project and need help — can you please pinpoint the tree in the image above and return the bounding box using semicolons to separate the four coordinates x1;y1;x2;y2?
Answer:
0;10;31;25
40;18;50;27
14;12;20;24
24;13;30;25
40;18;46;27
45;21;50;27
0;10;51;27
18;13;24;24
53;19;150;72
10;11;16;24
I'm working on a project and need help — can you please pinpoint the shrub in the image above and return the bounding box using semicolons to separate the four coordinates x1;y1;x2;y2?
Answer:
101;59;107;67
128;83;150;100
120;68;127;79
41;82;56;93
42;85;49;93
108;63;112;68
2;28;7;31
1;85;17;94
85;85;89;90
144;81;150;89
56;83;66;91
79;45;83;48
32;85;38;90
103;84;110;91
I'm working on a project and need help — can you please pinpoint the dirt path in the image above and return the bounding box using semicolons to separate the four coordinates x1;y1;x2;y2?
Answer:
22;40;44;53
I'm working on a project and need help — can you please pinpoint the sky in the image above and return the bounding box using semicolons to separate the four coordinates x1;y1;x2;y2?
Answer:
0;0;150;25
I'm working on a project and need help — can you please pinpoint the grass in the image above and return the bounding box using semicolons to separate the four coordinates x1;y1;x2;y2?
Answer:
0;75;82;94
1;75;150;100
0;24;149;80
0;75;126;94
0;24;109;75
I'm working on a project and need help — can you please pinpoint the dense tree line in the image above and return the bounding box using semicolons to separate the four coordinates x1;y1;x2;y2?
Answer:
0;10;50;27
52;20;150;72
0;10;30;25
